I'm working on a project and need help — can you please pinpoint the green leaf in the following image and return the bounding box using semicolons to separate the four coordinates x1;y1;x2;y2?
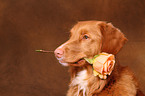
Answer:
84;58;93;64
93;55;100;59
84;54;100;64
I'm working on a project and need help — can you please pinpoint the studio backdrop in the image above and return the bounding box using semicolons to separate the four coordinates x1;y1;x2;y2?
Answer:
0;0;144;96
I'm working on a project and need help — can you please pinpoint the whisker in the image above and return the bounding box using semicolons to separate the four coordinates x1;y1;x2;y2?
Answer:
35;49;54;53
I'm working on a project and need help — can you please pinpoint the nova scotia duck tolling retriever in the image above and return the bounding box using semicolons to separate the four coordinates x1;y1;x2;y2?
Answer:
54;21;144;96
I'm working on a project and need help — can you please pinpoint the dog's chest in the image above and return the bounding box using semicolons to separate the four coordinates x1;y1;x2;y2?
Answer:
71;70;88;96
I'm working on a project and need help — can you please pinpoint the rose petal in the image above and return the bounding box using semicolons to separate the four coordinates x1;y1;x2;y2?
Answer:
93;61;104;74
103;62;108;73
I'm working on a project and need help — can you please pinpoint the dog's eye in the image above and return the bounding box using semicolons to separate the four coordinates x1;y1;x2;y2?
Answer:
83;35;89;39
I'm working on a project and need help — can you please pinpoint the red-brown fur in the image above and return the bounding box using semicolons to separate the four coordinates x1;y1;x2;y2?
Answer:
54;21;144;96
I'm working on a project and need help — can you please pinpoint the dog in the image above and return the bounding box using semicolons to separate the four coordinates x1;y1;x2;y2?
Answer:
54;21;144;96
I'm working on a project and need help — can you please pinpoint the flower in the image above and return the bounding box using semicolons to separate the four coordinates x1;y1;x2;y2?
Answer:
84;52;115;79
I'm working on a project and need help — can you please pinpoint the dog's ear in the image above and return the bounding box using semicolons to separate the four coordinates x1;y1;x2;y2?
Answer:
99;22;128;55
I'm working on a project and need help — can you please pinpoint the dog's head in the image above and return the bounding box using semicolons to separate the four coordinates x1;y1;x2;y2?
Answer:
54;21;127;66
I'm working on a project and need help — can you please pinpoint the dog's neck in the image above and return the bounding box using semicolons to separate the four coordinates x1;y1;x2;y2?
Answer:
68;63;119;95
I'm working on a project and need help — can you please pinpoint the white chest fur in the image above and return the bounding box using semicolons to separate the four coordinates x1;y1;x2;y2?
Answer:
70;70;88;96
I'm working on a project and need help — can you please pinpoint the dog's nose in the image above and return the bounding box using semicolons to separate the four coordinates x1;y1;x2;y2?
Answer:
54;48;64;58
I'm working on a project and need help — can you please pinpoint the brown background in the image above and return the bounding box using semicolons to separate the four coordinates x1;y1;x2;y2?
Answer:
0;0;145;96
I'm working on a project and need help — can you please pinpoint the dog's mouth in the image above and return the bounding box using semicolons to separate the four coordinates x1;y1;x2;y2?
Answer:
71;58;85;63
59;58;87;66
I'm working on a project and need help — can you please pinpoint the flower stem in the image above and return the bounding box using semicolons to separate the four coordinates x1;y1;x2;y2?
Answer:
35;49;53;53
